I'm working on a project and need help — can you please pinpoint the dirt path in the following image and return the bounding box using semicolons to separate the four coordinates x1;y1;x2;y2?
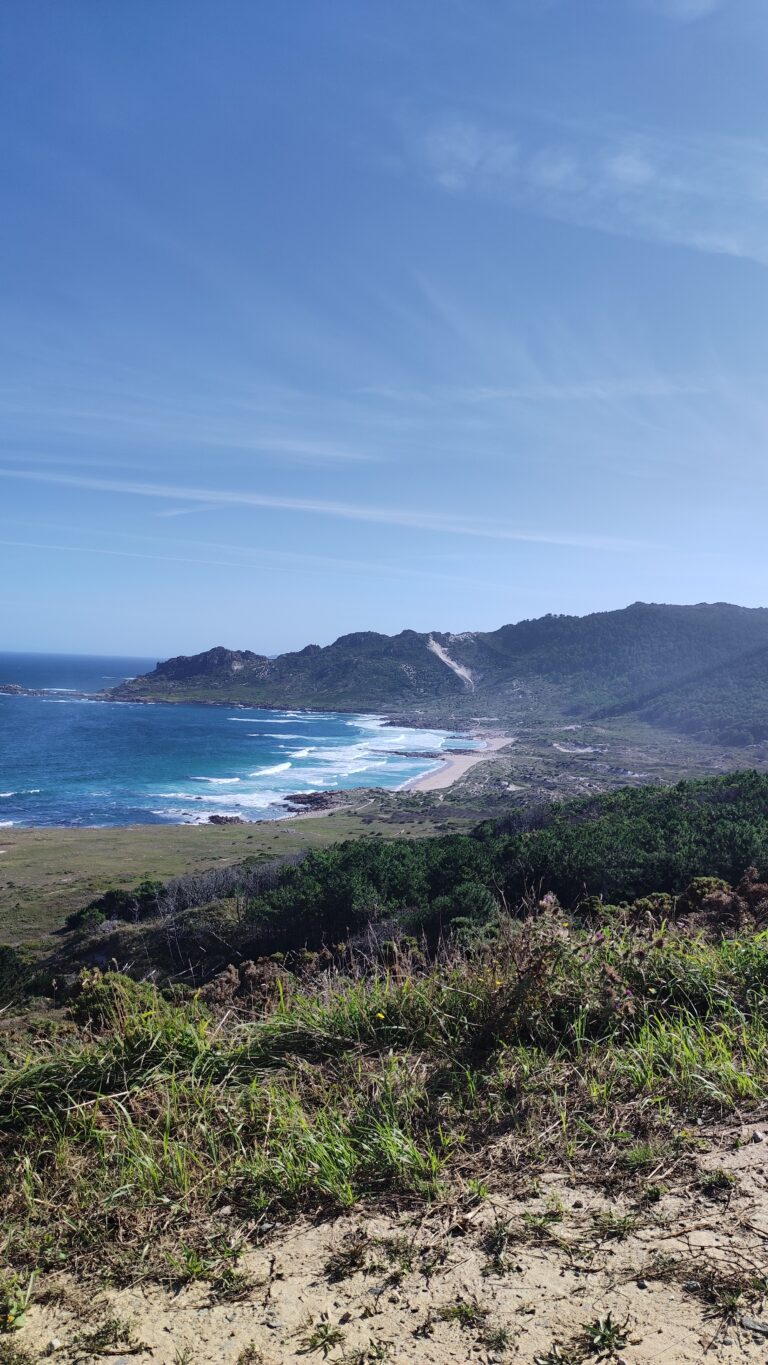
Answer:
18;1121;768;1363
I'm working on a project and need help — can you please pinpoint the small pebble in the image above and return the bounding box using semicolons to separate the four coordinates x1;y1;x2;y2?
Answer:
636;1278;648;1289
683;1279;700;1291
741;1316;768;1337
752;1130;765;1143
723;1337;733;1345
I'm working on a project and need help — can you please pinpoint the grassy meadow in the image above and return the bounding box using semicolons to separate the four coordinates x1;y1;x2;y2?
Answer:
0;804;451;946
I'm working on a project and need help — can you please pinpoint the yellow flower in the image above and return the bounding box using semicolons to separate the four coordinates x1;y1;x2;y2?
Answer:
375;1012;385;1020
495;980;503;988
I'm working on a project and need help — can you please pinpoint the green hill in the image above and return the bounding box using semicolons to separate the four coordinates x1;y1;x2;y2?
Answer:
110;601;768;744
624;642;768;746
111;630;468;709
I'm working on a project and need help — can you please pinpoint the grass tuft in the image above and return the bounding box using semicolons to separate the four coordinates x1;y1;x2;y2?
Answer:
299;1313;347;1356
2;902;768;1286
580;1311;630;1355
437;1296;488;1329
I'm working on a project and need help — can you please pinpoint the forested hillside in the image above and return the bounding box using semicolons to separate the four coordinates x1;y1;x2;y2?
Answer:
627;643;768;746
110;602;768;746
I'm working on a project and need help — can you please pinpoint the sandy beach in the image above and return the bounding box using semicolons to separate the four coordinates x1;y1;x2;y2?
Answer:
403;734;513;792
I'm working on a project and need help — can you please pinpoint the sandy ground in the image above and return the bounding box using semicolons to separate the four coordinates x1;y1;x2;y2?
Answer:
403;736;514;792
17;1117;768;1364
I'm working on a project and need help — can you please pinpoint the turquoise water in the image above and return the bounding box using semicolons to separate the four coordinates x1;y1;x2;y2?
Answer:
0;652;476;827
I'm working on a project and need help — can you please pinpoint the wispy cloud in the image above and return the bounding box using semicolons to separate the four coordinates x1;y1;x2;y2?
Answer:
0;536;512;593
0;467;655;552
640;0;723;20
154;502;227;519
410;111;768;265
361;377;708;405
0;389;376;463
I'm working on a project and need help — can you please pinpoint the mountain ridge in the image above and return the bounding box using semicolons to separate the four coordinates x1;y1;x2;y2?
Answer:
109;601;768;746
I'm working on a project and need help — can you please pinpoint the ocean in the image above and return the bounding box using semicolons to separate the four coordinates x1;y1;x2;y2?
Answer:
0;652;477;828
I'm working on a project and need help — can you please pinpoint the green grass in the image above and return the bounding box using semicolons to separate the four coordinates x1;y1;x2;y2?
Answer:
1;906;768;1288
0;807;450;945
437;1297;488;1329
7;738;767;951
580;1312;629;1356
298;1314;347;1356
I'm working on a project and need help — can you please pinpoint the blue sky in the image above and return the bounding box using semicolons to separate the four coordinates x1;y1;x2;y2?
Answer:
2;0;767;656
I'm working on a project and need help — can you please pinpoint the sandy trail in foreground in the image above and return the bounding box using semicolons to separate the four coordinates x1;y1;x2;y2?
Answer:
18;1118;768;1363
403;735;514;792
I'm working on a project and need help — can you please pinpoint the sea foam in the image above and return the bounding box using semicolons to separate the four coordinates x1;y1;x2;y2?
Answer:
2;686;473;828
189;776;241;784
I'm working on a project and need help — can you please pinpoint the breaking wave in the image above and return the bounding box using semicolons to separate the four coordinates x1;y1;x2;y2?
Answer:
189;776;241;784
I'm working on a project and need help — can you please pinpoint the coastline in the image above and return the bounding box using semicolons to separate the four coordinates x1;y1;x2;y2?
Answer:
401;735;514;792
3;676;508;825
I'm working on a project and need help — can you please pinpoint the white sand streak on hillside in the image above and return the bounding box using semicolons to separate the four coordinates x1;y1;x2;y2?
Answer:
427;635;475;691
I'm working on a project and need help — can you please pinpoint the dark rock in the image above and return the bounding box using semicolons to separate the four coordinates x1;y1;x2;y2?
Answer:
283;791;352;812
741;1316;768;1336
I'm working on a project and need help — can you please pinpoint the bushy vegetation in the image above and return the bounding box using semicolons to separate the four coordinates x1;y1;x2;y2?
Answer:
487;769;768;902
65;878;164;931
3;771;768;1301
69;773;768;972
2;881;768;1286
